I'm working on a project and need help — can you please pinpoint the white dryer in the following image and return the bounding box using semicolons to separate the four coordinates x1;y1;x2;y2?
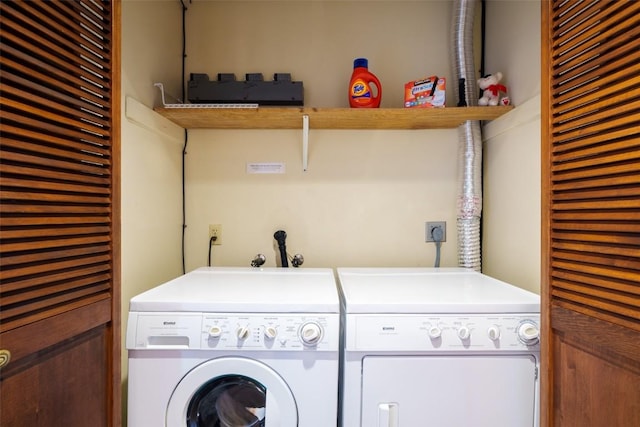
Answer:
337;268;541;427
126;267;340;427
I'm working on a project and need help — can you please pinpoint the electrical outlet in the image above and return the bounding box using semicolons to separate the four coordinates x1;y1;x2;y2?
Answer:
209;224;222;245
425;221;446;242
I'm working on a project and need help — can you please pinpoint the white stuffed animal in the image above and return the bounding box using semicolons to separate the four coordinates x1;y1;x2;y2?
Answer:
478;72;510;106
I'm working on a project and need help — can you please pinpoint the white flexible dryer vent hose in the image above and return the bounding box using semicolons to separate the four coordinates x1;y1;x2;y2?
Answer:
451;0;482;271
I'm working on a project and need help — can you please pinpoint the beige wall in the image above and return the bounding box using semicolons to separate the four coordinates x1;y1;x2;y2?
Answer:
183;0;463;270
483;0;541;105
186;1;454;108
483;96;540;294
482;0;541;293
120;0;186;400
121;0;543;284
185;128;460;270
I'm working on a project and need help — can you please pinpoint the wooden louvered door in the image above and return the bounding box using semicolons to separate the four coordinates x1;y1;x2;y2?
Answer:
541;1;640;426
0;1;121;426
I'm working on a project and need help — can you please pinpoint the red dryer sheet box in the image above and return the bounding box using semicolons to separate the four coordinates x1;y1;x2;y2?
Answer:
404;76;446;108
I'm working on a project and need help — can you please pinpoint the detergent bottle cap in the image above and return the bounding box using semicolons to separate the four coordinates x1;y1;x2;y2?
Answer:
353;58;368;68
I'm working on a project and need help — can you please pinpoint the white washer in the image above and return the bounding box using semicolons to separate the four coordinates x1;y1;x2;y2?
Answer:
337;268;541;427
126;267;340;427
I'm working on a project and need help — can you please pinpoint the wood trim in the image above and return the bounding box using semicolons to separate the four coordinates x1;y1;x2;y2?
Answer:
0;0;121;424
551;306;640;373
0;0;116;332
109;1;122;425
153;105;514;130
545;0;640;327
0;299;111;366
540;1;553;426
542;1;640;426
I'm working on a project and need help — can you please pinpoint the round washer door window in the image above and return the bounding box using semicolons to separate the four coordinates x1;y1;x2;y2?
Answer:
166;356;298;427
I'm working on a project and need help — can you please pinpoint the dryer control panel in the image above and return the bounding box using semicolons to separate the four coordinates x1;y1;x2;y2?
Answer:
345;313;540;352
127;312;339;351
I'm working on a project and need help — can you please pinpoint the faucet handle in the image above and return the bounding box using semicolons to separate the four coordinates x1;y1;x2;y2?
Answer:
251;254;266;268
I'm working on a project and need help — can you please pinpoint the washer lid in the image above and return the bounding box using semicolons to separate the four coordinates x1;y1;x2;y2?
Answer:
337;268;540;314
130;267;339;313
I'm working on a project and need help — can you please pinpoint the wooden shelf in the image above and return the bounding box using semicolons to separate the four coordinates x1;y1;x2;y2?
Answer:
154;106;514;130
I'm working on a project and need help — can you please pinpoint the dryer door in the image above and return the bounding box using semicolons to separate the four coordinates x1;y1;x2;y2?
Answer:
361;355;538;426
166;356;298;427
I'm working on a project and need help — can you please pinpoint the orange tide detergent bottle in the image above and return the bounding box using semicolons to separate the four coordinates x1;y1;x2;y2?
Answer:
349;58;382;108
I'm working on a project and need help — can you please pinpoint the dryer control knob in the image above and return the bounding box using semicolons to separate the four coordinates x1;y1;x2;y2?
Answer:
517;321;540;345
236;326;250;340
457;326;471;340
264;326;278;340
428;326;442;339
299;322;323;346
208;326;223;339
487;325;501;341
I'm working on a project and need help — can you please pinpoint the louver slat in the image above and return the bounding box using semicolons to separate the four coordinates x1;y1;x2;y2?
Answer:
0;0;114;333
547;0;640;332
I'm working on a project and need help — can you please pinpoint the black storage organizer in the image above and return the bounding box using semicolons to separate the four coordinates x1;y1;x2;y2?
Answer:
188;73;304;106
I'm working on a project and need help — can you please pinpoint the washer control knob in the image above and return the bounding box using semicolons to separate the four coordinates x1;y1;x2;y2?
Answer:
517;321;540;345
457;326;471;340
299;322;323;346
487;325;501;341
428;326;442;339
236;326;250;340
208;326;223;339
264;326;278;340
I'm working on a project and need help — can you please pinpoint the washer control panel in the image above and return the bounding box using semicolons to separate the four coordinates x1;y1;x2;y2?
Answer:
201;314;334;350
346;313;540;352
127;312;339;351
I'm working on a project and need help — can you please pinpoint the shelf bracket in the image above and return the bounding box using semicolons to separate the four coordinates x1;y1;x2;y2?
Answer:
302;114;310;171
